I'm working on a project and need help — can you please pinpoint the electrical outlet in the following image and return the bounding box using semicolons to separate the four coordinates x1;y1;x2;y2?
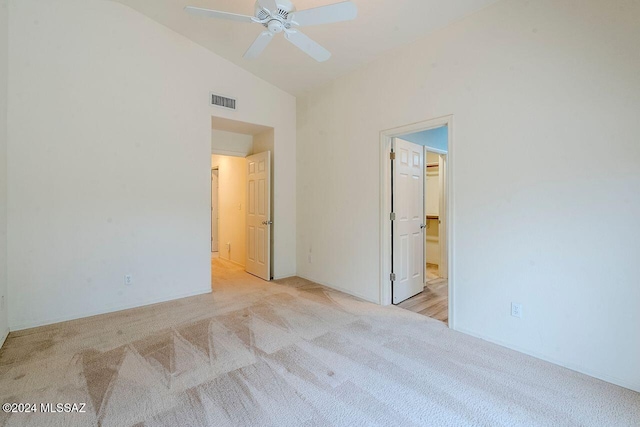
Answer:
0;295;4;311
226;242;231;251
511;303;523;318
124;275;133;286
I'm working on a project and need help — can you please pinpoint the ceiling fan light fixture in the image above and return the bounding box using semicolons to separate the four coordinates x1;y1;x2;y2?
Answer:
267;20;284;34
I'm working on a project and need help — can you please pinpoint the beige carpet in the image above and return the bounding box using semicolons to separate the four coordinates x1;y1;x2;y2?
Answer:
0;259;638;426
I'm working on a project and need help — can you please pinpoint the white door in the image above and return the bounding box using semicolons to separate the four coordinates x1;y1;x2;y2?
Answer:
211;169;219;252
393;138;424;304
246;151;271;281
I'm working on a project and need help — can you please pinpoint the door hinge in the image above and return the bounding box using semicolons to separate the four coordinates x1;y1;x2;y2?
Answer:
390;212;396;221
390;273;396;281
390;152;396;160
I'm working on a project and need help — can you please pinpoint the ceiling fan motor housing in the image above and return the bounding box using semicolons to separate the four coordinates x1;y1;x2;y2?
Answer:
255;0;295;28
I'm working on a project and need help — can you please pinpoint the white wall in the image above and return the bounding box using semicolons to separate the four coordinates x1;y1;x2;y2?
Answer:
7;0;296;330
211;129;253;157
252;129;274;163
0;0;8;345
297;0;640;392
211;154;247;267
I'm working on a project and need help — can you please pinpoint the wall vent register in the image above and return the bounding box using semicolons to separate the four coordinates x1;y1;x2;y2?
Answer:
210;93;237;110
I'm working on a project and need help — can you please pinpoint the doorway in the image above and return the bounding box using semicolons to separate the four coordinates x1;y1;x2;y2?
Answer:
396;148;448;323
379;116;453;326
210;117;275;283
211;154;247;267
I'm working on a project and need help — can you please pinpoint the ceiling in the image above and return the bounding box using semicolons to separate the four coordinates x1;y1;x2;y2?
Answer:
113;0;499;96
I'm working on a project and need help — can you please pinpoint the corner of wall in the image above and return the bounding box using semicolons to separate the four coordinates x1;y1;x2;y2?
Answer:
0;0;9;345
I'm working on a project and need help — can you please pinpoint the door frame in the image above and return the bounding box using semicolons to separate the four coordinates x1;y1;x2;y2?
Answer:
437;153;448;279
379;115;455;328
211;167;219;253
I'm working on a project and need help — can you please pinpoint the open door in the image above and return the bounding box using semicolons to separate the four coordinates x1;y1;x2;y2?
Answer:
246;151;271;281
392;138;424;304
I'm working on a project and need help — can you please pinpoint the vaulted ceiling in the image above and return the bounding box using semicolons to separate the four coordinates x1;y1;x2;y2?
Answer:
113;0;500;95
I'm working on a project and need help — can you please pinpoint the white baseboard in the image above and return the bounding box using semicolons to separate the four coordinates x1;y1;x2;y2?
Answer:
10;288;212;332
0;328;9;349
456;326;640;393
273;271;296;281
295;273;380;304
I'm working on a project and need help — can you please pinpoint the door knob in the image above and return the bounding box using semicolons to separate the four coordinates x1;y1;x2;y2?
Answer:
420;224;426;229
262;220;273;225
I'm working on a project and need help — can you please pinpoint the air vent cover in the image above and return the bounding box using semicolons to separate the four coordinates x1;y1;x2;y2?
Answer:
210;93;237;110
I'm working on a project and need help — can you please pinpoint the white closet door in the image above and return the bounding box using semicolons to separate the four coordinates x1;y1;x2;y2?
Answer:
393;138;424;303
246;151;271;281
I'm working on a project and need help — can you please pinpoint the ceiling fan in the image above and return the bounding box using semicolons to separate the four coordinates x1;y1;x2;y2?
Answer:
185;0;357;62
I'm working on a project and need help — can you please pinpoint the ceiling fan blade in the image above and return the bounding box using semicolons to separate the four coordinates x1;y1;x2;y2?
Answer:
257;0;278;12
285;30;331;62
290;1;357;26
244;31;274;59
184;6;255;23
